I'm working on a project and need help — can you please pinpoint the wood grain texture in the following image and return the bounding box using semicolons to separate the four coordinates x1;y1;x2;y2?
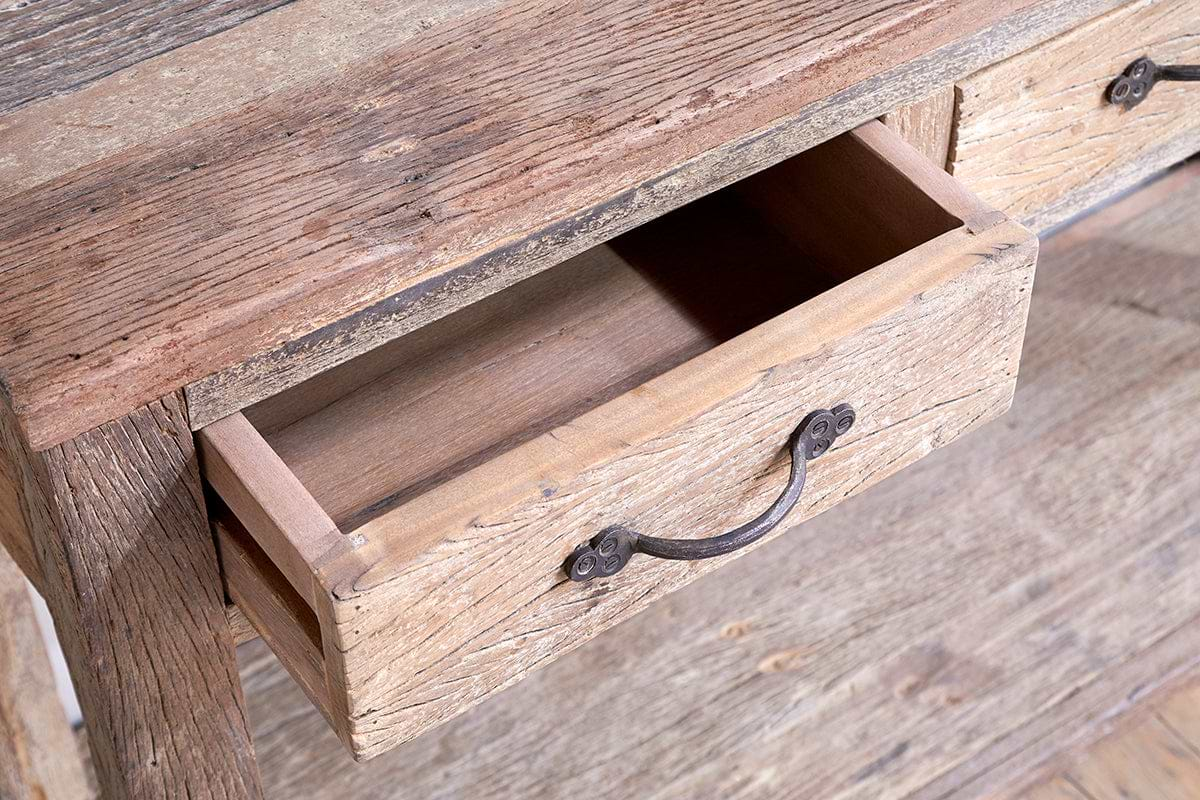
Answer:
316;221;1035;758
952;0;1200;230
6;434;259;640
0;0;1118;450
0;427;37;587
0;0;294;116
1018;677;1200;798
216;513;331;724
226;162;1200;800
0;544;90;800
881;86;956;168
199;412;349;606
244;124;967;533
203;123;1035;758
0;393;263;799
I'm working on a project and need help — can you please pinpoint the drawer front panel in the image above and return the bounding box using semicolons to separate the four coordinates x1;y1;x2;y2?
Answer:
324;223;1036;758
202;122;1038;760
953;0;1200;230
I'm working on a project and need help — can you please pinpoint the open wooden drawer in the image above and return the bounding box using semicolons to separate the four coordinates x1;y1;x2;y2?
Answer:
199;121;1037;760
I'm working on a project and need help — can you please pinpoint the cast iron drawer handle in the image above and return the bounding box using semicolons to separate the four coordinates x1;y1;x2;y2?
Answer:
1107;57;1200;109
564;404;855;582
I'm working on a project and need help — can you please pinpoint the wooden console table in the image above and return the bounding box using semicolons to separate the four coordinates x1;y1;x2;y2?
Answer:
2;1;1197;796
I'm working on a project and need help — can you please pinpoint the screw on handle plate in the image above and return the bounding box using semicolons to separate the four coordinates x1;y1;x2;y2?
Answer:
564;404;855;582
1107;56;1200;110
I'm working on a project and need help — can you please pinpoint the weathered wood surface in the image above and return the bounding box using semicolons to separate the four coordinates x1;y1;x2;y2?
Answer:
881;86;956;168
227;163;1200;798
6;430;261;644
206;123;1034;758
0;427;37;586
0;393;264;799
0;544;90;800
1020;679;1200;799
0;0;293;115
315;220;1035;757
0;0;1119;450
952;0;1200;230
199;412;349;606
244;123;975;533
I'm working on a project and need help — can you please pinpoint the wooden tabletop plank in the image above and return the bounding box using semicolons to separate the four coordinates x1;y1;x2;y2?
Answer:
0;0;294;115
0;0;1118;449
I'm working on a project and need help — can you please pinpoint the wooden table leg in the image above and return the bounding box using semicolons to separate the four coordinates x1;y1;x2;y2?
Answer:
0;543;90;800
0;392;264;799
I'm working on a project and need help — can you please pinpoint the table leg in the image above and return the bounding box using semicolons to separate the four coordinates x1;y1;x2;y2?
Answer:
0;392;263;799
0;543;90;799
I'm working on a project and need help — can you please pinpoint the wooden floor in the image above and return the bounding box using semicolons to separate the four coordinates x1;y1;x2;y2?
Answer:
1023;680;1200;800
226;162;1200;798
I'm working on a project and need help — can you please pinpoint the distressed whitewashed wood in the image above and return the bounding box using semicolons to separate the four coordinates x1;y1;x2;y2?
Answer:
952;0;1200;230
228;162;1200;800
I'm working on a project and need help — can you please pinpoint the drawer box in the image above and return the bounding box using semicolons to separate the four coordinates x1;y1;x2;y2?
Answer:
952;0;1200;230
199;121;1037;759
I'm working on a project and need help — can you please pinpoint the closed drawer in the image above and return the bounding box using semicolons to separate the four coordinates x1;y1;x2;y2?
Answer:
953;0;1200;230
199;121;1037;760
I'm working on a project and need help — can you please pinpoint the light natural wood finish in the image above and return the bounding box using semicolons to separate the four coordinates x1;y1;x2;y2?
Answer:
207;122;1036;759
881;86;956;168
0;0;1119;450
1160;685;1200;746
224;161;1200;800
216;514;331;724
1022;678;1200;799
0;544;90;800
0;393;264;799
952;0;1200;230
199;412;350;606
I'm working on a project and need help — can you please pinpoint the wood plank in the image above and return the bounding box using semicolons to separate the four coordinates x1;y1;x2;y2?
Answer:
0;393;263;799
231;161;1200;798
952;0;1200;230
1159;685;1200;750
316;216;1035;758
881;86;956;168
1066;716;1200;800
0;426;37;586
215;513;332;725
246;124;970;532
198;411;349;605
0;544;90;800
1017;678;1200;798
0;0;293;115
8;432;259;641
0;0;1119;450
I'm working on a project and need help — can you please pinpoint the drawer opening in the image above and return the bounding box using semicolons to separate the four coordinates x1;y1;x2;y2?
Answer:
199;120;1034;758
244;132;962;533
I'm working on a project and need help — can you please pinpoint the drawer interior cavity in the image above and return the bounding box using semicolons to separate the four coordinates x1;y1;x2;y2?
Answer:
243;133;962;533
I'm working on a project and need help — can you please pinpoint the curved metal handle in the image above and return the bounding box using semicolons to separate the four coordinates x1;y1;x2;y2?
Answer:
1108;57;1200;109
564;404;855;582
